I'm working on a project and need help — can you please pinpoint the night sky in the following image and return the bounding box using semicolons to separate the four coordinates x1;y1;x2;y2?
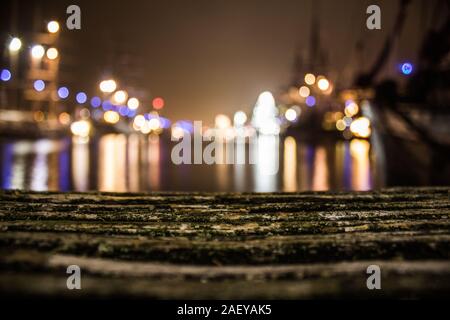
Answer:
3;0;433;124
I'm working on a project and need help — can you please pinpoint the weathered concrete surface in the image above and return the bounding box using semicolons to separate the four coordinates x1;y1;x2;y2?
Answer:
0;187;449;299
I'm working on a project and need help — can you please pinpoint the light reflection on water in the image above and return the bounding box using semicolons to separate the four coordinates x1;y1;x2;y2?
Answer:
0;134;378;192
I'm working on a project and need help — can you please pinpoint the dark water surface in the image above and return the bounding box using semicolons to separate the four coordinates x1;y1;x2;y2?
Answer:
0;133;387;192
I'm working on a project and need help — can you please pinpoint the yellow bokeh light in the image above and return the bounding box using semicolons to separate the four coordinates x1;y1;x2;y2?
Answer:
127;97;139;110
9;37;22;52
133;115;146;128
99;80;117;93
46;48;59;60
350;117;371;138
345;102;359;117
215;114;231;129
47;21;60;34
58;112;71;125
148;118;161;130
299;86;310;98
304;73;316;85
113;90;128;104
104;111;120;124
285;108;297;122
336;119;346;131
70;120;91;137
31;45;45;59
317;78;330;91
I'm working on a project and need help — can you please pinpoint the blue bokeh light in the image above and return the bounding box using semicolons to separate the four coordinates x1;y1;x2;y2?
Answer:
401;62;413;75
127;109;136;118
1;69;12;82
118;106;129;116
305;96;316;107
33;80;45;92
90;96;101;108
76;92;87;104
57;87;69;99
102;100;113;111
159;117;171;129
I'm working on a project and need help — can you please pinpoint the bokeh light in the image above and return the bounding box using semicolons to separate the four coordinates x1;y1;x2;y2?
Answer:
90;96;102;108
33;80;45;92
99;80;117;93
304;73;316;85
215;114;231;129
305;96;316;107
285;108;297;122
299;86;310;98
127;97;139;110
57;87;69;99
104;111;120;124
401;62;413;75
9;37;22;52
152;97;165;109
46;48;58;60
76;92;88;104
1;69;12;82
350;117;371;138
234;111;247;126
71;120;91;137
113;90;128;104
58;112;71;125
317;78;330;91
31;45;45;59
47;21;60;33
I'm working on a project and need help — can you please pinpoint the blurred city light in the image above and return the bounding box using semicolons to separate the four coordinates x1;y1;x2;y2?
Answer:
159;117;171;129
99;80;117;93
113;90;128;104
401;62;413;75
33;80;45;92
47;21;60;33
79;108;90;119
344;102;359;117
350;117;371;138
34;110;44;122
148;118;161;130
304;73;316;85
133;115;146;128
104;111;120;124
152;97;164;109
336;119;346;131
58;112;71;125
9;37;22;52
31;45;45;59
252;91;280;135
285;108;297;122
127;97;139;110
90;96;102;108
299;86;310;98
76;92;88;104
46;48;58;60
70;120;91;137
215;114;231;129
57;86;69;99
233;111;247;126
317;77;330;91
1;69;12;82
102;100;113;111
305;96;316;107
